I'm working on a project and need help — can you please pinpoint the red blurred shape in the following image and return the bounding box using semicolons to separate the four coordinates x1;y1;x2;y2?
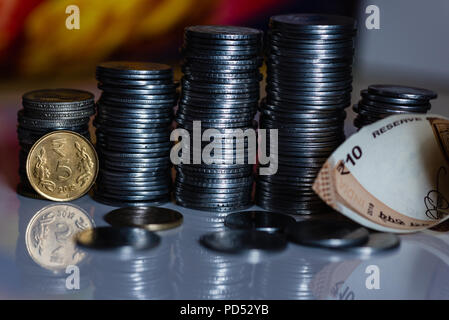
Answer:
0;0;43;49
209;0;291;24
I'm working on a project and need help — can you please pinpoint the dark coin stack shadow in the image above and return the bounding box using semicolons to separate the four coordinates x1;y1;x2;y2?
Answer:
93;62;176;207
257;14;356;214
17;89;95;198
174;26;264;212
353;84;437;129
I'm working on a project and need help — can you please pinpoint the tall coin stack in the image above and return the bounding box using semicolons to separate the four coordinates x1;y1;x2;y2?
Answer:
257;14;356;214
17;89;95;198
93;62;176;207
174;26;263;212
353;85;437;129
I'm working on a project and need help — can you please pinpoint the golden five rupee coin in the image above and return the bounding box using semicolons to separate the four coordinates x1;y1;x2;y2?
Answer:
26;130;98;201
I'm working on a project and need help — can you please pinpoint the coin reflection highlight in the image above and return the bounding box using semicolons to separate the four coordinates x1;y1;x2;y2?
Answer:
25;203;94;271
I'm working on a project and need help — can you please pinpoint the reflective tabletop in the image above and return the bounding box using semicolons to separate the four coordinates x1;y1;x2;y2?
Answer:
3;190;449;300
1;78;449;300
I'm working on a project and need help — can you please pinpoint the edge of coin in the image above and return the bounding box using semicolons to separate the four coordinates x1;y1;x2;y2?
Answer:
103;207;184;232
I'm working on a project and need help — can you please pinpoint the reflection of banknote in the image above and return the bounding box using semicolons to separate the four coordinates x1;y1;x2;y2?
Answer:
313;114;449;233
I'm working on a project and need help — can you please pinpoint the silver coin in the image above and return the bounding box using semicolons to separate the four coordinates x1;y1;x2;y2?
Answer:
104;207;183;231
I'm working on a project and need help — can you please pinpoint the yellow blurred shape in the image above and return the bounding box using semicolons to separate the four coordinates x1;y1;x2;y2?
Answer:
18;0;217;76
19;0;150;76
136;0;194;37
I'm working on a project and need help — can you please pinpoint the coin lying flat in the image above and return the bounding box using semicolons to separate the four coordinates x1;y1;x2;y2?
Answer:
96;61;173;75
103;206;183;231
343;233;400;255
185;25;263;40
22;88;94;107
76;226;160;251
224;210;295;233
25;203;94;271
367;84;437;101
200;230;287;253
26;130;98;201
286;219;369;249
270;14;356;31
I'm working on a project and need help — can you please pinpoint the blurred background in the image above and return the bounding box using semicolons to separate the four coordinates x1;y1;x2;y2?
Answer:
0;0;356;80
0;0;447;97
0;0;448;83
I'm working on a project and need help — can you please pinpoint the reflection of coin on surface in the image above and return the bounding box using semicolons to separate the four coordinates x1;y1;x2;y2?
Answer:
104;207;183;231
25;203;94;271
26;130;98;201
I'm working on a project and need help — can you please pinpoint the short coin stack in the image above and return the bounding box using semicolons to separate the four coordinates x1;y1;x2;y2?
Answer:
257;14;356;214
353;84;437;128
17;89;95;198
94;61;176;207
175;26;263;212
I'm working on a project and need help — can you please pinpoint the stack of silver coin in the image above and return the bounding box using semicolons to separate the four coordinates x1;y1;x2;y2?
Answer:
17;89;95;198
353;84;437;128
257;14;356;214
93;61;176;207
174;26;263;212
